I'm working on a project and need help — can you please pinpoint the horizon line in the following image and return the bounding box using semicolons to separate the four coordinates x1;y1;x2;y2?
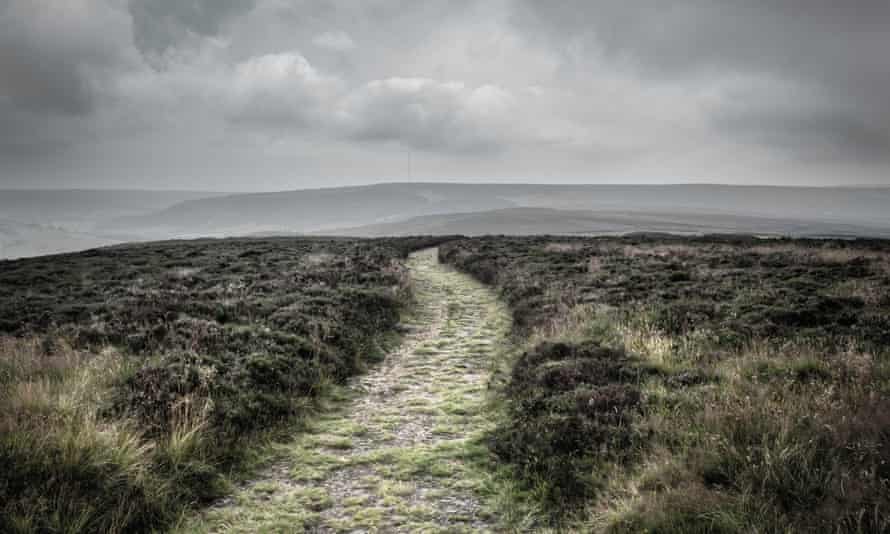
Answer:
2;181;889;194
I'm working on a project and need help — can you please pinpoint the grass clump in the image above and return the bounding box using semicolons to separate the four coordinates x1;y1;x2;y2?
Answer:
0;338;180;533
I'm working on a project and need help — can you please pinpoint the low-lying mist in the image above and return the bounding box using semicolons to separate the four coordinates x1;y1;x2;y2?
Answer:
3;183;890;259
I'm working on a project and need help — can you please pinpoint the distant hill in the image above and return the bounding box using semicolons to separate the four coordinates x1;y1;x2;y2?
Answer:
319;207;890;239
105;183;516;237
6;183;890;258
0;189;226;258
106;183;890;238
0;219;121;260
0;189;226;231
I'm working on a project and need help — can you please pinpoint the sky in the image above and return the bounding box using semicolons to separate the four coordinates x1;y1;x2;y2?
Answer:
1;0;889;191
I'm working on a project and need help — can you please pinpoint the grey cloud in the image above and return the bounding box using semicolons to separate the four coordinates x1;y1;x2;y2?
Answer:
712;92;890;164
220;52;518;154
312;31;355;52
513;1;890;81
129;0;257;55
2;0;890;189
0;104;67;161
226;51;343;129
512;0;890;164
339;78;514;153
0;0;132;115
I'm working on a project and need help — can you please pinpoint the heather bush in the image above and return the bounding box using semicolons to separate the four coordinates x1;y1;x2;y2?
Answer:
491;341;645;509
441;235;890;530
0;236;447;533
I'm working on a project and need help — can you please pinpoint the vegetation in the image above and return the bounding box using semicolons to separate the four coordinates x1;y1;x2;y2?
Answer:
0;236;447;533
440;235;890;532
5;233;890;532
182;249;515;532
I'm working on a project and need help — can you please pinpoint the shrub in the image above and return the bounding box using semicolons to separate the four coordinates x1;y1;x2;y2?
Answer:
491;341;645;511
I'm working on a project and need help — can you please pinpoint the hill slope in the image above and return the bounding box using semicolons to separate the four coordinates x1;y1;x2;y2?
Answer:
321;207;890;238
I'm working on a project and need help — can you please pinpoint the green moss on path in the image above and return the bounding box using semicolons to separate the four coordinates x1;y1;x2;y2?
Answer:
181;248;512;533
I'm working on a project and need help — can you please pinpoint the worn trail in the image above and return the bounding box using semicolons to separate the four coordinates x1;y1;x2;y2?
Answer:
186;248;511;533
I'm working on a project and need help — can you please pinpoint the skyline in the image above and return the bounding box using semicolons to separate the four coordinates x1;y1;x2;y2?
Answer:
3;180;890;193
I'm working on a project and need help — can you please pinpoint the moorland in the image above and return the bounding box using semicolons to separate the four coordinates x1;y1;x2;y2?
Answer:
0;236;445;532
441;235;890;532
1;233;889;533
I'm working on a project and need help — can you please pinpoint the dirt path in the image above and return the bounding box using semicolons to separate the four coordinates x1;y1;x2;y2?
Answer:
185;248;511;533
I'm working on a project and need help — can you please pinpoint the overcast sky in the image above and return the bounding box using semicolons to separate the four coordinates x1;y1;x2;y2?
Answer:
1;0;889;191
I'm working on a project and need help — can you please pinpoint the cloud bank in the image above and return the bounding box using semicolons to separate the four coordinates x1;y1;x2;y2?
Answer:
1;0;888;189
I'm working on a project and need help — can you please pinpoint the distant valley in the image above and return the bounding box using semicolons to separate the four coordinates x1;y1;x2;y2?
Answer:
0;190;227;259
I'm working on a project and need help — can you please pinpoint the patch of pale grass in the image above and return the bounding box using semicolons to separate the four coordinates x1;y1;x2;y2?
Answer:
616;314;710;368
302;252;338;266
0;336;84;386
829;278;887;306
542;242;586;253
1;339;127;431
167;267;202;280
527;303;617;347
583;449;684;532
750;243;890;265
1;337;165;533
166;395;214;464
622;244;700;258
619;321;674;366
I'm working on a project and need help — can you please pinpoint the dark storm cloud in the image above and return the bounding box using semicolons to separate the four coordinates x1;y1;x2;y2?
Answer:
0;31;93;115
514;1;890;80
710;83;890;164
0;0;131;115
714;106;890;163
512;0;890;165
517;1;890;166
128;0;257;55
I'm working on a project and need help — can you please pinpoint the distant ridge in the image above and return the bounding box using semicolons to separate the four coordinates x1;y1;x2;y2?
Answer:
0;189;228;259
0;189;227;228
104;183;890;238
315;207;890;240
5;183;890;258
